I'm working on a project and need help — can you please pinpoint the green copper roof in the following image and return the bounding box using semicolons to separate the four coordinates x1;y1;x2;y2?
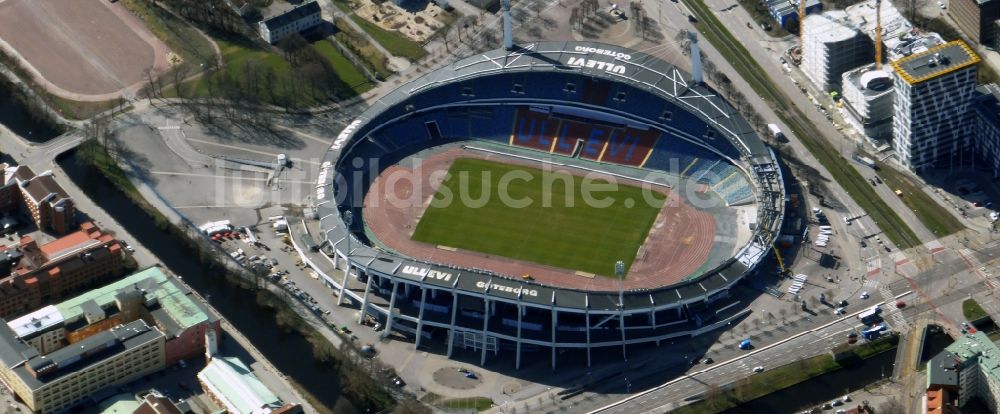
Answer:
55;267;213;331
945;331;1000;386
198;357;283;414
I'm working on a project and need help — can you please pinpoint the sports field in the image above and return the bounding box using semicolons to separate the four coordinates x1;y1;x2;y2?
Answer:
411;158;665;277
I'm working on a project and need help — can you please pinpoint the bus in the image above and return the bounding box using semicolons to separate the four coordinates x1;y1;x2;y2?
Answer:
857;305;882;325
853;154;878;170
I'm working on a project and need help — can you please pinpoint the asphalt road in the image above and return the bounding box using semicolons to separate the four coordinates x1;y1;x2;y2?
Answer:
699;0;941;244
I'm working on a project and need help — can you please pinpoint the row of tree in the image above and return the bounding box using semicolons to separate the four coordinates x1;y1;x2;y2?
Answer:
158;0;254;38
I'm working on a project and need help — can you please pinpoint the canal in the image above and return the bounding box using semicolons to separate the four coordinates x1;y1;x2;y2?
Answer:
0;77;61;142
722;348;897;413
57;150;358;413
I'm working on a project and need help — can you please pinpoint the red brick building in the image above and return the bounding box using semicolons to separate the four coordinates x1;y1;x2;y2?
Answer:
0;222;122;318
0;164;76;235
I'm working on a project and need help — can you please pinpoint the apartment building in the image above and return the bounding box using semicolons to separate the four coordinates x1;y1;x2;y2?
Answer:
0;222;122;318
891;41;981;172
950;0;1000;45
6;267;221;367
0;319;165;414
0;164;75;235
257;1;322;44
926;331;1000;412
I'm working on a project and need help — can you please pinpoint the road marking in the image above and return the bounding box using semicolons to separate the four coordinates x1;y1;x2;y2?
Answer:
587;293;911;413
186;138;321;166
273;125;333;146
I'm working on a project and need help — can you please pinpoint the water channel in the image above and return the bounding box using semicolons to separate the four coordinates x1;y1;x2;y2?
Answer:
57;150;358;413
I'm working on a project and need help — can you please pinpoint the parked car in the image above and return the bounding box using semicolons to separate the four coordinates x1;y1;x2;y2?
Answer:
752;366;765;373
896;301;907;309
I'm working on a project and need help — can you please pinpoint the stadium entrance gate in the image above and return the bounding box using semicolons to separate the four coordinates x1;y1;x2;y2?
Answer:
455;330;498;353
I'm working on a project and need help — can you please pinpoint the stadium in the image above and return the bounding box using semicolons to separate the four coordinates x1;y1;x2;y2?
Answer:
310;41;785;369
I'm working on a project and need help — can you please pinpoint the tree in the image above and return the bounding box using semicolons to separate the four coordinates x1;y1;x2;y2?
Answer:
779;308;788;322
879;396;905;414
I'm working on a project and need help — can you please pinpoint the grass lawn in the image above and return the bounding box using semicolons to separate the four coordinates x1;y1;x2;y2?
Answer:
411;158;664;277
440;397;494;411
964;298;989;321
312;40;373;95
119;0;216;73
682;0;921;249
175;38;369;105
875;163;965;238
349;15;428;61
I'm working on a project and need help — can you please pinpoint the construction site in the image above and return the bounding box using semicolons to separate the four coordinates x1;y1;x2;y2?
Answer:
785;0;948;149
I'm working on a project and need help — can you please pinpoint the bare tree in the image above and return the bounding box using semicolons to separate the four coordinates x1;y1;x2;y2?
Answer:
779;308;788;322
879;396;905;414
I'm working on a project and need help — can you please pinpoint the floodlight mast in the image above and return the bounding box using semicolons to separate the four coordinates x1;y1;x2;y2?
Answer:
502;0;513;50
688;32;703;84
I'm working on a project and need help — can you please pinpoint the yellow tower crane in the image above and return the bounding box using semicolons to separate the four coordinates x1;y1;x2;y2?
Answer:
875;0;883;69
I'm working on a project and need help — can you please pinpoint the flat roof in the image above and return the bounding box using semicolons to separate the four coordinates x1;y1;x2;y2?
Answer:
7;305;62;340
198;357;283;414
56;267;216;331
945;331;1000;388
20;320;162;388
891;41;980;85
926;349;959;387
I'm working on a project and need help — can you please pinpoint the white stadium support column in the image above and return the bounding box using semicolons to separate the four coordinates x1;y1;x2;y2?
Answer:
585;308;592;368
447;293;459;358
382;280;399;339
415;281;428;349
337;263;351;306
551;307;558;370
515;303;523;370
481;299;491;366
357;271;373;325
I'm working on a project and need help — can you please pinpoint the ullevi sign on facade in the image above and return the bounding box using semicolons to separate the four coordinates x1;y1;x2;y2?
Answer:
400;265;453;282
477;281;539;297
331;119;363;150
565;57;627;75
573;46;632;60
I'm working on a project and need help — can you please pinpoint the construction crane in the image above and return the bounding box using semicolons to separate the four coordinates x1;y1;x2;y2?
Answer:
772;244;789;276
874;0;883;69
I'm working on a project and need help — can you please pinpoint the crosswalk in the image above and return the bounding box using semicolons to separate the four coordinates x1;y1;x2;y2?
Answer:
864;256;882;277
863;279;879;290
879;285;909;331
958;248;998;289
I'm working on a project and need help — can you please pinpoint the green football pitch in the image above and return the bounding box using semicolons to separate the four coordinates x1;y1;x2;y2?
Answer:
411;158;665;277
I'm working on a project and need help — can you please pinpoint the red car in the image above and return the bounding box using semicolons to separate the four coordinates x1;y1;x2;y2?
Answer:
896;301;907;309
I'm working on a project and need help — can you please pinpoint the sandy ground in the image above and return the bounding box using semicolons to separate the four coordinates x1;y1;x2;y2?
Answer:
0;0;171;100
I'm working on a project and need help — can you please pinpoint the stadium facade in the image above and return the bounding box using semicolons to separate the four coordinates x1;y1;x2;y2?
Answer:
310;42;785;368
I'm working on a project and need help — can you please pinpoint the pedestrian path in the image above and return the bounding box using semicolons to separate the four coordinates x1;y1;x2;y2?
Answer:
958;248;998;290
879;285;909;331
